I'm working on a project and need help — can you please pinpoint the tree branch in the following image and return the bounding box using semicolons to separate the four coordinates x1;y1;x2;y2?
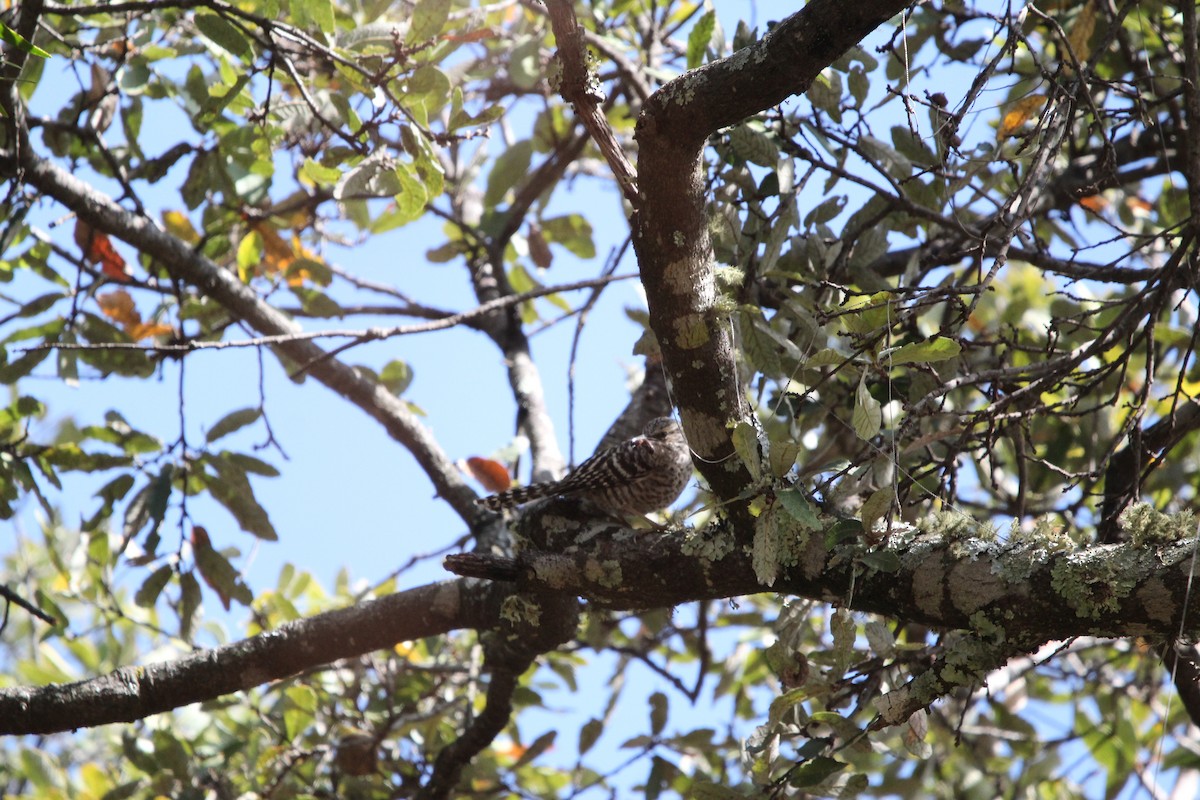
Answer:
1;150;481;526
630;0;913;507
15;274;635;356
0;580;488;736
544;0;639;203
418;588;579;799
444;513;1200;643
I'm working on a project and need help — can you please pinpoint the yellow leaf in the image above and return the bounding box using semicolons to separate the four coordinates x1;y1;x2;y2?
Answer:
127;321;174;341
162;210;200;244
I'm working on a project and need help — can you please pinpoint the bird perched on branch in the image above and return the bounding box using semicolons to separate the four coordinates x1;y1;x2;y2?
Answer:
477;417;692;516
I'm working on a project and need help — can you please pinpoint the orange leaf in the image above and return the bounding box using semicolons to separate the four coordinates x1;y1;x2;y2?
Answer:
249;221;297;275
1125;196;1152;218
441;29;497;43
466;456;512;493
997;95;1047;139
97;290;173;342
493;739;528;761
74;219;131;281
284;236;325;287
96;289;140;327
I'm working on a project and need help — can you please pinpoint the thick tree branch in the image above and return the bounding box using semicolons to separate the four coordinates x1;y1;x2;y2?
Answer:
445;515;1200;643
629;0;912;507
6;510;1195;738
0;580;489;736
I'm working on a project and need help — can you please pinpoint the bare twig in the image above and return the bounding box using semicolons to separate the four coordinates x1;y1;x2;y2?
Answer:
17;274;635;355
544;0;639;204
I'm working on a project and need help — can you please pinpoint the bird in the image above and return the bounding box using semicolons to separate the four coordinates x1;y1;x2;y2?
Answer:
477;417;692;516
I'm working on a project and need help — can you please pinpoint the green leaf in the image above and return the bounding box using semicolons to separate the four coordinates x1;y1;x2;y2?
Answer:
293;0;335;34
578;718;603;756
300;157;343;187
691;781;750;800
407;0;451;43
224;452;280;477
852;377;882;440
752;505;781;587
0;21;51;58
778;489;821;529
134;565;174;608
686;10;716;69
40;444;130;472
768;686;810;728
767;437;800;478
888;336;962;365
206;453;279;541
804;195;846;228
541;214;595;259
206;407;262;443
284;685;317;739
392;162;428;225
848;65;869;105
146;465;174;535
194;12;251;59
335;151;402;200
96;473;136;506
860;486;892;534
740;306;803;379
806;70;842;116
649;691;668;736
179;569;202;641
484;140;533;208
803;347;846;368
15;291;65;318
729;123;778;168
512;730;556;768
740;309;781;379
18;749;59;790
830;607;855;674
0;348;49;383
380;359;414;396
789;756;848;788
76;313;154;378
730;420;762;480
193;537;254;608
860;134;912;180
847;227;889;272
860;549;901;573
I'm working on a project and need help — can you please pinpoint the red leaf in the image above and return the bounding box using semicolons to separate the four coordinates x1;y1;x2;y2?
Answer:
74;219;130;281
466;456;512;493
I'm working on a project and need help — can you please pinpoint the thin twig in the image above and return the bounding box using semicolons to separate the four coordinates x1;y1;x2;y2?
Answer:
17;274;636;355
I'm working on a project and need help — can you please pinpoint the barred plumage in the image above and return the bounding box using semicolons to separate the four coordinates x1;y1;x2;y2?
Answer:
478;417;692;515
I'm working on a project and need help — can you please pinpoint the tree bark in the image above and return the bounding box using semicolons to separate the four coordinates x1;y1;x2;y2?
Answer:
630;0;913;505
